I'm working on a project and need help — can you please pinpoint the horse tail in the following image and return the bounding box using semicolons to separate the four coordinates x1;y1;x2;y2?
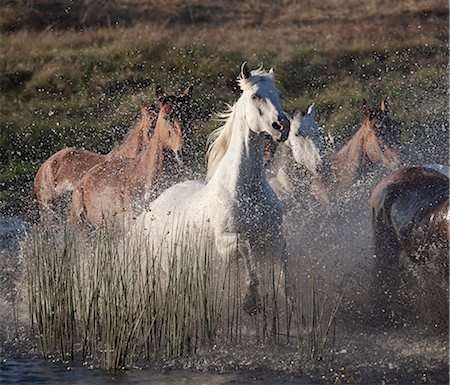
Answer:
369;188;404;325
71;186;87;230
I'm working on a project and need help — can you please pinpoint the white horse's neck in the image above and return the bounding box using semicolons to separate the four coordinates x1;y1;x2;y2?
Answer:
208;99;267;194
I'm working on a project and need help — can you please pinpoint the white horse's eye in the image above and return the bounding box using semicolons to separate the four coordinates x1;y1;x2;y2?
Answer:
251;94;257;100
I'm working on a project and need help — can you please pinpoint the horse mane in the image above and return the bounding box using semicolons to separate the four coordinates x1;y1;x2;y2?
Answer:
206;66;276;182
108;105;157;157
205;104;236;181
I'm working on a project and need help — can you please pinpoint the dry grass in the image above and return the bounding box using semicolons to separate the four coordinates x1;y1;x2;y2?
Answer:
1;1;447;37
0;0;447;213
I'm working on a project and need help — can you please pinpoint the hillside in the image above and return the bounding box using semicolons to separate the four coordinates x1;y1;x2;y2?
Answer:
0;0;448;213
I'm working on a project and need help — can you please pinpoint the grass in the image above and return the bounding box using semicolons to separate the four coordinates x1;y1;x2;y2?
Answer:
24;222;345;370
0;0;448;213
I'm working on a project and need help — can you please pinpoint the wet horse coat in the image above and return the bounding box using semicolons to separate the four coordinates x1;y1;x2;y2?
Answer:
71;88;190;228
313;99;401;202
369;165;449;327
267;99;401;206
31;102;156;223
130;63;291;315
267;104;327;205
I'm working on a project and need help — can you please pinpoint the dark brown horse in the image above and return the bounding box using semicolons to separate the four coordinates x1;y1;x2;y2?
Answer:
369;165;449;329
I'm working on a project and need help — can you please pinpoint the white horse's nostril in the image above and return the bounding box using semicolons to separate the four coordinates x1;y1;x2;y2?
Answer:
272;122;282;130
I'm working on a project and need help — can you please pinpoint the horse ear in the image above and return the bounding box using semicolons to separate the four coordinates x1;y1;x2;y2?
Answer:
268;67;275;80
183;85;193;98
156;85;165;102
362;99;369;116
241;61;251;79
380;97;389;113
307;103;317;118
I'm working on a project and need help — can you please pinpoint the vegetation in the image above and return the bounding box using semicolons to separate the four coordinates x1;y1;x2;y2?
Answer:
3;1;447;374
0;0;448;213
25;223;346;370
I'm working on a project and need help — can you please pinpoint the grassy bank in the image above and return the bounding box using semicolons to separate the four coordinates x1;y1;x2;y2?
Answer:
0;0;448;213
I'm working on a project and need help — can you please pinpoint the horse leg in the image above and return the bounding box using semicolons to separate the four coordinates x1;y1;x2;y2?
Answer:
236;235;262;315
215;232;260;315
271;233;294;340
370;212;403;326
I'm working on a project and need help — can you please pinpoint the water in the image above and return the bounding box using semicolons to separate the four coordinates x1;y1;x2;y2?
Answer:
0;203;447;385
0;216;25;252
1;359;313;385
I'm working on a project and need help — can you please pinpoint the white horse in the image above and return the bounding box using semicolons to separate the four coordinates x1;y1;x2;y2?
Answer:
130;62;290;314
268;104;329;205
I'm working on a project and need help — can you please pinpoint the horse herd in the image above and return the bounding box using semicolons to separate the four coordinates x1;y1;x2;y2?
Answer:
29;62;449;326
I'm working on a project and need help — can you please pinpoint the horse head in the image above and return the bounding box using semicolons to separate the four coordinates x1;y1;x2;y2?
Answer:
176;85;194;129
238;61;290;142
140;101;158;135
155;85;185;164
287;103;327;178
362;98;401;169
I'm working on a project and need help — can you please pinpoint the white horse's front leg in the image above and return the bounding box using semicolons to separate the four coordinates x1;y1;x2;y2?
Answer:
237;235;261;315
215;231;239;259
215;232;260;315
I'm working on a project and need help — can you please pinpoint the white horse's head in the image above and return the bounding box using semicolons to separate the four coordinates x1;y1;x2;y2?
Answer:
238;62;290;142
287;104;326;177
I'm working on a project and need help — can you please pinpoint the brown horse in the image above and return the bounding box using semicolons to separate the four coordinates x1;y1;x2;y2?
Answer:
310;99;401;203
268;99;401;206
30;101;156;223
71;87;190;228
369;165;449;329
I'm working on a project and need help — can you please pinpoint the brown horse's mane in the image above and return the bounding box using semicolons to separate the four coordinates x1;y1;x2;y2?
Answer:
107;103;158;159
311;101;400;198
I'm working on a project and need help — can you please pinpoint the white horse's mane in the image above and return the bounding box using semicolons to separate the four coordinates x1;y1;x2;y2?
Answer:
206;104;236;181
206;66;276;181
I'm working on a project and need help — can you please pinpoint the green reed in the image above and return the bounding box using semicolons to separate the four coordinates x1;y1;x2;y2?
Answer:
25;221;345;369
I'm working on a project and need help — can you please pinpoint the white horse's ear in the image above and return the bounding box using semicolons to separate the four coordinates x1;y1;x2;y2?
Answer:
268;67;275;80
307;103;317;118
241;61;251;79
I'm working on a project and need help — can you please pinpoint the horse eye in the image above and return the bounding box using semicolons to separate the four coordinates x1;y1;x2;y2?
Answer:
251;94;257;100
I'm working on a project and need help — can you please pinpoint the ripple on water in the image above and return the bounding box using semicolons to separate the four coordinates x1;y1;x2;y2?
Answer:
0;359;315;385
